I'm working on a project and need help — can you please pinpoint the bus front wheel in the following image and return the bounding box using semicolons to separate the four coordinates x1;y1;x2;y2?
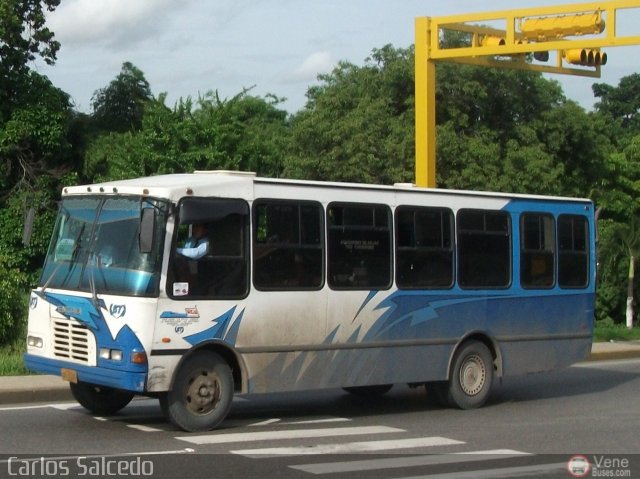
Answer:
161;351;234;432
70;382;134;415
445;341;494;410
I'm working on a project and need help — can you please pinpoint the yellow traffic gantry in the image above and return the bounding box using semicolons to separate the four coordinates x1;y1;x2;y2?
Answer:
415;1;640;188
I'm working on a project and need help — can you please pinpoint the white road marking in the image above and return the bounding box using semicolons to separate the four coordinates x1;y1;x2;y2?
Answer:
393;462;567;479
50;403;81;410
249;418;281;426
0;404;50;412
286;417;351;425
232;436;465;458
176;425;403;445
290;449;531;475
127;424;163;432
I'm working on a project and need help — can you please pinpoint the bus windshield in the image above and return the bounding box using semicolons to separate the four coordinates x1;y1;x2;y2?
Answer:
39;196;168;297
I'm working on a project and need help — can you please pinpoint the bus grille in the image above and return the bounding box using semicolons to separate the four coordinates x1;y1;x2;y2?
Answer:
52;318;91;363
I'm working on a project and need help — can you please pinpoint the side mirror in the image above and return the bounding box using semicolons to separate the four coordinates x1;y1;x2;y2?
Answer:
139;208;156;253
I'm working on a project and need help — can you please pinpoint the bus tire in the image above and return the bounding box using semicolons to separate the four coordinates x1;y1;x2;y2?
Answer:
70;382;134;415
446;341;494;410
162;351;234;432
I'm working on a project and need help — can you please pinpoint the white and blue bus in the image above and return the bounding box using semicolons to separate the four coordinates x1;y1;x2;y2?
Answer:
25;171;595;431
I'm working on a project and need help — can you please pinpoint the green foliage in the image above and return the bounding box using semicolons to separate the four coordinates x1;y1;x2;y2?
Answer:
84;89;290;182
0;2;73;344
0;317;28;374
594;318;640;342
91;62;153;133
434;63;610;196
0;256;26;343
0;71;72;193
0;0;61;120
593;73;640;140
285;45;414;184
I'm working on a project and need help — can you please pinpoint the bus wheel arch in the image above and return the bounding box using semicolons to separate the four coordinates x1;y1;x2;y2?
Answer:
441;334;500;409
170;342;245;394
451;333;502;379
161;343;245;432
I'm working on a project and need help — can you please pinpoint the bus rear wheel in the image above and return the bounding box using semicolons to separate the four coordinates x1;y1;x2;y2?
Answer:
161;351;234;432
443;341;494;410
70;382;135;415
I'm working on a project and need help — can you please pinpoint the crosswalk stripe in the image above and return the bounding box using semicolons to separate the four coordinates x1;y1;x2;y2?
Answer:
286;417;351;425
232;436;465;458
176;425;403;445
290;449;530;475
249;418;281;426
127;424;163;432
393;462;567;479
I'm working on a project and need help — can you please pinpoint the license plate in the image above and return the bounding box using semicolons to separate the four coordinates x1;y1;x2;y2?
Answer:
61;368;78;384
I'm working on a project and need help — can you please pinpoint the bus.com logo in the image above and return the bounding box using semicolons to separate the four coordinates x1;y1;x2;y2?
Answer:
567;455;591;477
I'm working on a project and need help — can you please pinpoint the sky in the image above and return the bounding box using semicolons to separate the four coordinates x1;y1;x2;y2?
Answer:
35;0;640;114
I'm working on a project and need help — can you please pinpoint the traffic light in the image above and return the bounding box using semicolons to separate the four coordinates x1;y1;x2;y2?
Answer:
519;11;605;41
563;48;607;66
533;51;549;62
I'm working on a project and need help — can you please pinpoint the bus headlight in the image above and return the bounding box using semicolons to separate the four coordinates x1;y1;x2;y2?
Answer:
99;348;123;361
27;335;43;348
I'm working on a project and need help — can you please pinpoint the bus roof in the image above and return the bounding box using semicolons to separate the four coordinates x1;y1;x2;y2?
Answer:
61;170;592;205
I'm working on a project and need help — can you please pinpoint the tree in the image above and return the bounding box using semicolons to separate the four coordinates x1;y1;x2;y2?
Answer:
84;90;291;182
285;45;415;184
0;71;72;195
0;0;69;342
600;216;640;329
593;73;640;141
91;62;153;133
0;0;61;121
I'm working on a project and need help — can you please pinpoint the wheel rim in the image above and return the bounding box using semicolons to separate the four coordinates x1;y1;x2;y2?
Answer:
458;353;486;396
185;369;221;415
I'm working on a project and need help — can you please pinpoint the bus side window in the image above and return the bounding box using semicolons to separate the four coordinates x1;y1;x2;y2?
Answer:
328;203;392;290
520;213;555;288
457;209;511;289
253;200;324;290
170;198;249;299
395;206;454;289
558;214;589;288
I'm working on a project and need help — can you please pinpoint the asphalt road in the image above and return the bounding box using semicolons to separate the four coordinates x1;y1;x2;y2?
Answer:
1;358;639;479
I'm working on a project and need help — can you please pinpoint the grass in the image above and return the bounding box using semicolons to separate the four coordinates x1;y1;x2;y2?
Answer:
593;319;640;342
0;338;29;376
0;320;638;376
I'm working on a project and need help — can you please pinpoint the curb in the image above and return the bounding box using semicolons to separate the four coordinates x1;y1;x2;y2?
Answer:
0;387;73;406
0;375;72;405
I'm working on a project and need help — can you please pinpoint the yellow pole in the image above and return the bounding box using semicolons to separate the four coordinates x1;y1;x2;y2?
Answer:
415;17;437;188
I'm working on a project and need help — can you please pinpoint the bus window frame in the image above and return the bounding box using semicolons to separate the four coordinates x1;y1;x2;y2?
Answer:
327;202;393;291
520;212;556;290
168;196;250;300
395;205;455;290
457;208;512;290
252;198;325;292
557;213;590;290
